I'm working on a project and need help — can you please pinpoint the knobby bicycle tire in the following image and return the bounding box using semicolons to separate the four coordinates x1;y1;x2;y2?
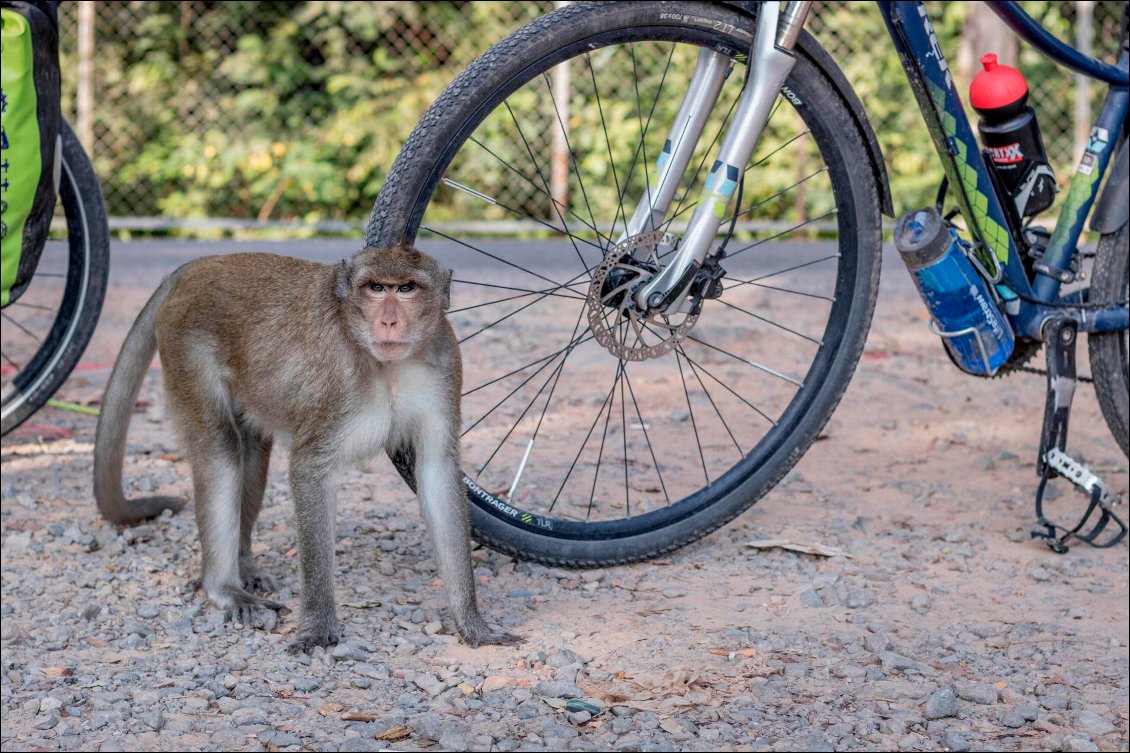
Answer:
1088;222;1129;457
366;1;882;566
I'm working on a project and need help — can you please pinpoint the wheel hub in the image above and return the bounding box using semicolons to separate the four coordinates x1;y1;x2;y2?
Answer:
586;231;699;362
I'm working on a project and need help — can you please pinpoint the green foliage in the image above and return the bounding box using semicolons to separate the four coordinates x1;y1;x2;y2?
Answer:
57;1;1123;227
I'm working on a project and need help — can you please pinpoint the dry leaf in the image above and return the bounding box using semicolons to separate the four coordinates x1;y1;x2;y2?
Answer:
342;599;383;609
41;667;73;677
341;711;378;722
375;724;411;741
745;538;851;558
317;702;344;716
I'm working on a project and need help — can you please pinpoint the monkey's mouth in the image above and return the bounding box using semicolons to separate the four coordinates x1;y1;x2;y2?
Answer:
372;340;415;360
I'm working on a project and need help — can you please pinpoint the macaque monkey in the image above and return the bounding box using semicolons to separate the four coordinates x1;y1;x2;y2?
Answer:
93;245;519;652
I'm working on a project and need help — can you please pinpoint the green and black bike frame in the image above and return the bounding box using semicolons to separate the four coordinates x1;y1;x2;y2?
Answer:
878;0;1129;341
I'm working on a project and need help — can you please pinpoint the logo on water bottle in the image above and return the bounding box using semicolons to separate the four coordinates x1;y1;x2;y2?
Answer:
986;142;1023;165
970;284;1005;340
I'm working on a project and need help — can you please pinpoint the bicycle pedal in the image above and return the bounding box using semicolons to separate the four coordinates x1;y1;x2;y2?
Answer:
1031;448;1127;553
1044;448;1113;507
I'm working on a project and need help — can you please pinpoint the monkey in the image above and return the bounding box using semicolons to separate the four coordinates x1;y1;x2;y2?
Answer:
93;245;520;652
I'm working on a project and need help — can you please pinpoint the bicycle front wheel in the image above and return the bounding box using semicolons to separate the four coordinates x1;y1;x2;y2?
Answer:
1;121;110;436
368;1;882;566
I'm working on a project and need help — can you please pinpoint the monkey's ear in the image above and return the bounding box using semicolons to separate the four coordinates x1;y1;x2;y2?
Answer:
334;259;353;301
440;267;453;310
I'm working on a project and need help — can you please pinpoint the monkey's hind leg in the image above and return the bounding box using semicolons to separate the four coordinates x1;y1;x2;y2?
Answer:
187;422;285;629
238;427;277;595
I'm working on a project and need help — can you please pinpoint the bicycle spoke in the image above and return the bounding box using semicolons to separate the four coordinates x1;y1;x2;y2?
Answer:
471;133;614;250
463;331;596;397
726;279;834;301
611;43;675;239
550;362;619;514
462;325;597;436
542;71;601;253
685;334;801;387
1;350;21;369
439;180;605;256
585;51;624;253
458;282;580;345
2;312;42;343
619;357;630;516
587;361;623;521
678;348;777;426
479;305;590;488
674;350;710;485
726;253;840;286
9;300;55;312
750;127;810;168
424;225;570;289
683;350;742;456
622;364;670;504
452;277;587;301
630;44;655;230
730;167;827;223
450;287;585;315
727;209;838;258
713;298;822;345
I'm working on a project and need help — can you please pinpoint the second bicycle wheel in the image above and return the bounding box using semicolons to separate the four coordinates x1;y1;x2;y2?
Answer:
368;1;883;566
1;121;110;436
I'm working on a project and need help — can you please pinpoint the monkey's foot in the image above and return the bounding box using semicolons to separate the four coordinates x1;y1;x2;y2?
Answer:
459;616;523;648
225;590;287;630
239;559;278;595
286;617;341;654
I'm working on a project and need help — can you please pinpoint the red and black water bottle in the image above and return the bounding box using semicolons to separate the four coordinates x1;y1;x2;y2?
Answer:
970;53;1057;218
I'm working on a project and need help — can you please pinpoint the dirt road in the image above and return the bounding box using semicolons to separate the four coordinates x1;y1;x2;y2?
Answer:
2;239;1127;752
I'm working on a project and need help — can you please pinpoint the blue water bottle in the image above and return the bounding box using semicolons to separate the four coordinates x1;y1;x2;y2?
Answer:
895;206;1015;376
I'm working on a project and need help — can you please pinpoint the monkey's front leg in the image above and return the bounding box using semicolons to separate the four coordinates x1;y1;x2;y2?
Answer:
287;454;342;653
415;444;521;647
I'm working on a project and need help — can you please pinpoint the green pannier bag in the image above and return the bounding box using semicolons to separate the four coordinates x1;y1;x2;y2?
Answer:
1;0;61;308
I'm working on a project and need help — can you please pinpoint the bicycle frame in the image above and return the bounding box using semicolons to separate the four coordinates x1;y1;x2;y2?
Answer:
879;0;1128;339
630;0;1128;341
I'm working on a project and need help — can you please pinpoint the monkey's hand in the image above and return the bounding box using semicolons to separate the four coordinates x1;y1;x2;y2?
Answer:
286;615;342;654
459;615;523;648
227;590;287;630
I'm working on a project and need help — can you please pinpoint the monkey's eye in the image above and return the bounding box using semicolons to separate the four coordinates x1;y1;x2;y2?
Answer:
368;281;386;293
398;282;418;294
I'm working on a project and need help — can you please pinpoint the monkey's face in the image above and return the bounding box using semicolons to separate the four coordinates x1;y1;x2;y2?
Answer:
338;246;452;362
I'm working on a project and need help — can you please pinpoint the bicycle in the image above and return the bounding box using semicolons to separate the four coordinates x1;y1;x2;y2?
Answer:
365;1;1128;564
1;0;110;436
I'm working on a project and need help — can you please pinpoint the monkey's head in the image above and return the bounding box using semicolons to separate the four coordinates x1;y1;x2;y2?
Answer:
336;245;453;363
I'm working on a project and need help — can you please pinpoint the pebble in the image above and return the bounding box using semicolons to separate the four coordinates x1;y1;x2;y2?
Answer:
924;686;959;719
1073;709;1116;736
958;683;999;705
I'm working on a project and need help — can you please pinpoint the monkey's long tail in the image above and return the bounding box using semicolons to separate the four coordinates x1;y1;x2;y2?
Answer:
93;275;186;525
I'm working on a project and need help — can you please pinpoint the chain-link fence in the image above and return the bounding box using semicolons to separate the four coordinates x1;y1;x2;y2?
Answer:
55;1;1124;231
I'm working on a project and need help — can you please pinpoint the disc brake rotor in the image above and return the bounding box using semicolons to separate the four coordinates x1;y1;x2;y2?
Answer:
586;231;699;362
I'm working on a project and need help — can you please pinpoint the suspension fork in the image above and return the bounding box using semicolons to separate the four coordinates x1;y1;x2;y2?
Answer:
622;1;812;314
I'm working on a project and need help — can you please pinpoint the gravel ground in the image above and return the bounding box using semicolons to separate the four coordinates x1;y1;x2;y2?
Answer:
2;240;1128;752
